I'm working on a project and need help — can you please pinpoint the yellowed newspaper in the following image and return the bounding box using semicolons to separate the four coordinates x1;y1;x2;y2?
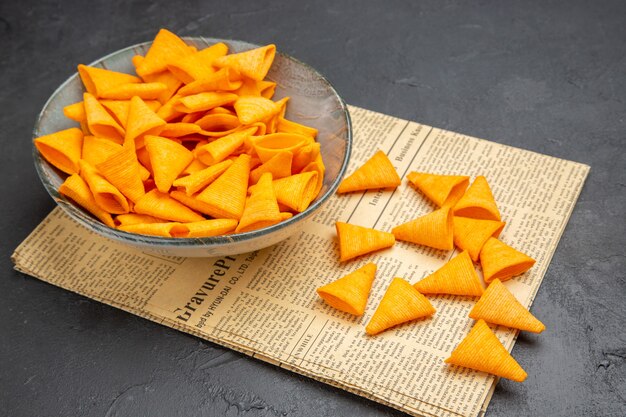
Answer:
12;105;589;417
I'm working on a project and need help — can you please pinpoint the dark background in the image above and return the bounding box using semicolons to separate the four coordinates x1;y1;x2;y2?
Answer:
1;1;625;416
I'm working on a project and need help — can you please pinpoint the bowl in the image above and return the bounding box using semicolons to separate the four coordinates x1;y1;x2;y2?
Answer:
33;37;351;257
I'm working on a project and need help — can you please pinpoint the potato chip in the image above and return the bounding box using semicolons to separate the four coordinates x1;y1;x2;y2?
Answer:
136;29;193;77
301;154;325;196
470;279;545;333
271;171;318;212
259;80;277;99
236;173;282;233
249;151;292;185
124;96;166;145
81;135;122;167
115;213;164;226
119;221;187;237
277;116;318;138
195;128;254;165
365;278;435;335
83;93;125;142
178;68;243;96
253;133;308;163
337;150;400;193
174;92;238;113
445;319;527;382
156;94;184;122
214;44;276;81
144;135;193;193
77;64;141;97
453;217;505;262
96;143;145;203
134;189;204;222
167;42;229;84
335;222;395;262
413;251;483;297
181;158;208;176
173;159;233;196
317;263;377;316
234;96;280;125
196;154;251;219
159;123;201;138
34;127;83;175
453;176;501;221
63;102;86;122
100;82;167;100
59;174;115;227
195;113;241;136
480;238;536;283
140;69;183;104
171;218;238;238
392;207;454;250
407;172;469;207
292;142;321;174
78;160;129;214
100;99;161;128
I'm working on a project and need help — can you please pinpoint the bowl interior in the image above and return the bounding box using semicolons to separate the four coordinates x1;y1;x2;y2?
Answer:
33;37;351;252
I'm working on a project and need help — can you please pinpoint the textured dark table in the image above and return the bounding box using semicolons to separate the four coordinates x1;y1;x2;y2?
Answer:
1;1;625;416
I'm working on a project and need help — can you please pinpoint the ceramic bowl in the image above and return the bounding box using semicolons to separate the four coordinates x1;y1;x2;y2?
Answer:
33;37;351;257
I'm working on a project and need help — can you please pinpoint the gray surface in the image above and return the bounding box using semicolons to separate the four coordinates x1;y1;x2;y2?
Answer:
1;1;624;416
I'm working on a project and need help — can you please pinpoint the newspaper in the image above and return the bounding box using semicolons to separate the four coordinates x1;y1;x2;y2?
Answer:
12;105;589;417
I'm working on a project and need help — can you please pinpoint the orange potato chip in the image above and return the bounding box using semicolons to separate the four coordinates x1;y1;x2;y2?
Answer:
249;151;292;185
214;44;276;81
292;142;321;173
181;158;208;176
171;218;238;238
159;123;201;138
59;174;115;228
100;82;167;100
445;319;527;382
96;143;145;203
480;238;536;283
34;127;83;175
234;96;280;125
81;135;122;166
280;212;293;221
170;190;222;218
167;42;229;84
77;64;141;97
253;132;308;163
301;154;325;196
453;216;505;262
134;189;204;222
174;92;238;113
78;160;129;214
156;94;185;122
196;154;251;219
141;69;183;104
63;101;86;122
195;128;254;165
236;173;282;233
144;135;193;193
83;93;125;143
100;99;161;128
453;176;501;221
365;278;435;335
115;213;164;226
270;171;318;212
407;172;470;207
392;207;454;250
413;251;483;297
195;113;241;136
119;221;187;237
173;159;233;196
335;222;395;262
178;68;243;96
470;279;545;333
259;80;277;99
337;150;400;193
124;96;166;145
317;263;377;316
136;29;193;77
277;117;318;138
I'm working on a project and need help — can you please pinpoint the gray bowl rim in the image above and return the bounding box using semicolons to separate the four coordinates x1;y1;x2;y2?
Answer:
32;36;352;248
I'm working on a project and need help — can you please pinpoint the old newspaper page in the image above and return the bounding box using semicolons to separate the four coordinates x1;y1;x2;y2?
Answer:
13;106;589;417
